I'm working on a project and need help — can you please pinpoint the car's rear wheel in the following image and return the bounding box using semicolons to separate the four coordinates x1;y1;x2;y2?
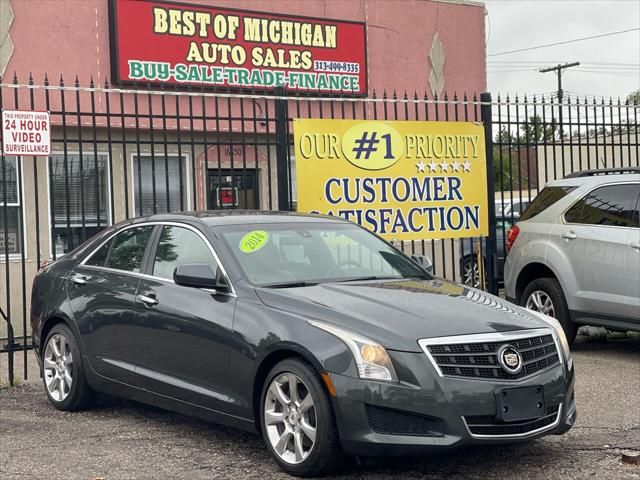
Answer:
42;323;95;410
521;277;577;343
260;358;343;477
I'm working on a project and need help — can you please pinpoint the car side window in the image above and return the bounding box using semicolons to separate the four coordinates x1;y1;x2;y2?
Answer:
105;226;154;273
565;184;639;227
152;226;216;281
84;238;113;267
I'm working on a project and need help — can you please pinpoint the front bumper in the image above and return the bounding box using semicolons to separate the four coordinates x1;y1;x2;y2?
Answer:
329;350;576;456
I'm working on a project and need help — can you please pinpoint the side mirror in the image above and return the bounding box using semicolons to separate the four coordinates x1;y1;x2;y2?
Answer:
411;254;433;274
174;263;227;291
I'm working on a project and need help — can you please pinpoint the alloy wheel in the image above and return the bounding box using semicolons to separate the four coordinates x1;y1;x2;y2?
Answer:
526;290;556;317
463;261;480;288
264;372;317;465
43;333;73;402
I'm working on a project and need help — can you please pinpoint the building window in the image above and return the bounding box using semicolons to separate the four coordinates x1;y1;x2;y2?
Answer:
49;153;110;256
0;157;23;257
132;155;188;216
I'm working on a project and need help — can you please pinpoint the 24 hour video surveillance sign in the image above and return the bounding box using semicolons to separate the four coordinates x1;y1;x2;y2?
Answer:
2;110;51;156
293;119;489;241
109;0;367;95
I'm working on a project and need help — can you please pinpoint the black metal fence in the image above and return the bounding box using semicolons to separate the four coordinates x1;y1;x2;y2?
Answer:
1;74;638;383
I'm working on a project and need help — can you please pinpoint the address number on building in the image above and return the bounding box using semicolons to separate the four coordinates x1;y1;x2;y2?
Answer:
2;109;51;156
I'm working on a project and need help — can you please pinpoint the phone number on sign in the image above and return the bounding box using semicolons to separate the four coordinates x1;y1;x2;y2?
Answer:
314;61;360;73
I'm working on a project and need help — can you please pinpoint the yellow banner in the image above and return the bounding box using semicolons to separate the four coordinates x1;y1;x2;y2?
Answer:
293;119;488;241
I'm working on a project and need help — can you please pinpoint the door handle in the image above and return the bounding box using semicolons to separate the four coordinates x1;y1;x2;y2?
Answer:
137;294;159;307
70;275;88;286
630;242;640;250
561;231;577;240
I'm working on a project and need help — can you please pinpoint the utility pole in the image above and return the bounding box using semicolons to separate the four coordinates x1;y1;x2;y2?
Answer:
540;62;580;139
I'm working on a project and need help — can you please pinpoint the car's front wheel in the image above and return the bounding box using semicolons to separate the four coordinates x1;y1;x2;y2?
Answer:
521;277;577;343
260;358;343;477
462;256;482;288
42;323;95;410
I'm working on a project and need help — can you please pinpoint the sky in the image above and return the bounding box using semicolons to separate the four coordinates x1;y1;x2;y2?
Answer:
484;0;640;101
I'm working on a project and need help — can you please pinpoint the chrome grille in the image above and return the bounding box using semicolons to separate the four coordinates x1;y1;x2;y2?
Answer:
464;406;560;436
421;331;560;380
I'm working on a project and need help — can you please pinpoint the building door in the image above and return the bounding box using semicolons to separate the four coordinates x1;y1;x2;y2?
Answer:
207;169;259;210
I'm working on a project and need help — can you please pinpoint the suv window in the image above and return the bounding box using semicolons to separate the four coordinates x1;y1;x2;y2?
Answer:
85;238;113;267
565;184;639;227
520;186;576;221
105;226;154;272
152;226;216;280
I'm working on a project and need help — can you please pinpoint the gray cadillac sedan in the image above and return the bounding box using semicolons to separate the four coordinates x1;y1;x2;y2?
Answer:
31;211;576;477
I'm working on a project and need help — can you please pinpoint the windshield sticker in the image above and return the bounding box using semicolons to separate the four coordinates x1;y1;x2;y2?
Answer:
239;230;269;253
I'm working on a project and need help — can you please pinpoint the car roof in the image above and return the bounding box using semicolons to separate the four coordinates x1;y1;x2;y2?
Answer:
546;171;640;188
129;210;349;227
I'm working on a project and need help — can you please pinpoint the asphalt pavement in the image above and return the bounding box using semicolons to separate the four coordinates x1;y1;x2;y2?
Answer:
0;336;639;480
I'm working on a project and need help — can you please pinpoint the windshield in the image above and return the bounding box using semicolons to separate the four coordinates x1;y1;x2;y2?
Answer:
217;222;431;287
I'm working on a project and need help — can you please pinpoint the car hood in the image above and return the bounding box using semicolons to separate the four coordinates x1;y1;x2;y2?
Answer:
255;278;551;352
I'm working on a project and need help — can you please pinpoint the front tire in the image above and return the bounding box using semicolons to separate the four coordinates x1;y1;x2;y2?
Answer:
260;358;343;477
42;323;95;410
521;277;577;343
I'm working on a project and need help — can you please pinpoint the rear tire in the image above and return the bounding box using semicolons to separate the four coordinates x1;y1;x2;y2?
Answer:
42;323;95;411
260;358;343;477
521;277;577;343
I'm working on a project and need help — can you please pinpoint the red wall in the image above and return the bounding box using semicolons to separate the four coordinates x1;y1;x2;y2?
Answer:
6;0;486;96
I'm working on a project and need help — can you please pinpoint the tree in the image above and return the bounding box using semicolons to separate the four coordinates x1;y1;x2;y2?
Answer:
491;115;551;192
626;89;640;105
492;153;513;191
520;115;557;144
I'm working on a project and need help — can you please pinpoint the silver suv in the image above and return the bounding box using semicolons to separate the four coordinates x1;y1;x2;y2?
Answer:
504;168;640;342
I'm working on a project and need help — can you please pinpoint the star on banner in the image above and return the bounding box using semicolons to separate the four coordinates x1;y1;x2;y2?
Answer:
451;160;461;172
462;159;472;172
428;160;438;172
439;160;449;172
416;161;426;173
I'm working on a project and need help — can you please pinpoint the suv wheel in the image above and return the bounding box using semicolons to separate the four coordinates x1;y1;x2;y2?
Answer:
260;358;343;477
521;278;577;343
42;323;95;410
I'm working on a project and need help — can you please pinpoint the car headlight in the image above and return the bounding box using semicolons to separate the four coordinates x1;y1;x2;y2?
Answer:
527;309;572;368
309;321;397;382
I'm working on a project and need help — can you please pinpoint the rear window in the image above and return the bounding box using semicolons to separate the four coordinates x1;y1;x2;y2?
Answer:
520;186;576;221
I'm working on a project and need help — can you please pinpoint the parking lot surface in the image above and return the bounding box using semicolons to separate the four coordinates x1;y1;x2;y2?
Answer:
1;336;639;480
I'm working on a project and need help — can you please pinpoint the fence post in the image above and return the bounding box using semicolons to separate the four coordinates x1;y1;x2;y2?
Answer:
481;92;499;295
274;87;291;211
0;306;14;386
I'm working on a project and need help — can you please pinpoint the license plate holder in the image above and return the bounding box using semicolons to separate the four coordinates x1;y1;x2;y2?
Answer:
496;386;545;422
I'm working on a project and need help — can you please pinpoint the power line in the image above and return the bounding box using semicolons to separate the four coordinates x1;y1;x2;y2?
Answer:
569;69;640;77
488;27;640;57
489;61;640;66
489;64;640;70
489;67;640;76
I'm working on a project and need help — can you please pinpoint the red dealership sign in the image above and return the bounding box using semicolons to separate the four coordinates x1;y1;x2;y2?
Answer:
109;0;367;95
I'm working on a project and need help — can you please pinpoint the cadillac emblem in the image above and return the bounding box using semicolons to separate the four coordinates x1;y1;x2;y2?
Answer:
498;344;523;374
